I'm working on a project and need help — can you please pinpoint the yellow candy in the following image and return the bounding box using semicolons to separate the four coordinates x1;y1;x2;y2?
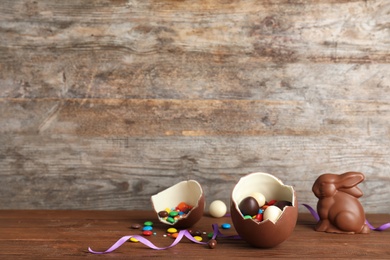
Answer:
165;208;171;213
167;227;178;234
193;236;202;242
129;237;139;243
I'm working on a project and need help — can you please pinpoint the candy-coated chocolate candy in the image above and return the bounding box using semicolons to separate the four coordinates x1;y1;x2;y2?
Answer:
142;225;153;231
208;239;217;249
158;210;169;218
171;232;179;238
221;223;231;229
169;211;179;217
193;236;202;242
167;217;175;223
255;213;263;221
144;221;153;226
207;232;214;238
193;230;202;236
129;237;139;243
131;223;141;229
239;197;260;216
176;202;192;213
209;200;227;218
142;230;153;236
167;227;178;234
244;215;252;219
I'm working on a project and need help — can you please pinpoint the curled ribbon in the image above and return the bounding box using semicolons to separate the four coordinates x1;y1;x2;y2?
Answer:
301;204;390;231
88;223;239;254
89;205;389;254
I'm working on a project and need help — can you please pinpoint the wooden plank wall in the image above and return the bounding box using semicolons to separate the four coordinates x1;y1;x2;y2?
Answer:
1;0;389;213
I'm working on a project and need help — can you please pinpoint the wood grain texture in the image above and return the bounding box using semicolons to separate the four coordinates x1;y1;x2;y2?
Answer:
0;0;390;213
1;210;390;258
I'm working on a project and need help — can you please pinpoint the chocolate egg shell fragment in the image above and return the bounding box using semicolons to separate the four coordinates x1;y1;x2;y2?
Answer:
274;200;292;210
239;197;259;216
231;172;298;248
151;180;204;229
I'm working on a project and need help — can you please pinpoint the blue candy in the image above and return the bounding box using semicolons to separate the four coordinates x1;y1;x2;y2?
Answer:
142;226;153;231
221;223;231;229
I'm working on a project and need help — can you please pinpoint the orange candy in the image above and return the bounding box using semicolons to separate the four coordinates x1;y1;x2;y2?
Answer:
175;202;192;213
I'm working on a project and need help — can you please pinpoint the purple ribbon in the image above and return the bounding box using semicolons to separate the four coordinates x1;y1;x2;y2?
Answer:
89;205;389;254
88;223;239;254
301;204;390;231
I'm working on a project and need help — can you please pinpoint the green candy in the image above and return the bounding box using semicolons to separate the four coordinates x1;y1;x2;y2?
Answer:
167;217;175;223
169;211;179;217
144;221;153;226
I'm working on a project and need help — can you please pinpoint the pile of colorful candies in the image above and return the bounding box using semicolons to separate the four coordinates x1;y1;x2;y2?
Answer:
238;192;292;224
157;202;193;224
129;220;229;249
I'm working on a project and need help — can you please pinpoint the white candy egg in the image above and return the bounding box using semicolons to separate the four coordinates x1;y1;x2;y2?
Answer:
264;205;283;224
249;192;266;207
209;200;227;218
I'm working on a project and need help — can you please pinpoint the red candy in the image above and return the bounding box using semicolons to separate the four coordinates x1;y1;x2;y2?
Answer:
142;230;153;236
255;213;263;222
176;202;192;213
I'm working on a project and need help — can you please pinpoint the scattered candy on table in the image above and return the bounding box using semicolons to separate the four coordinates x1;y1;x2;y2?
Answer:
144;221;153;226
221;223;231;229
142;230;153;236
193;236;202;242
208;239;217;249
140;220;154;236
142;226;153;231
167;227;178;234
131;223;141;229
129;237;139;243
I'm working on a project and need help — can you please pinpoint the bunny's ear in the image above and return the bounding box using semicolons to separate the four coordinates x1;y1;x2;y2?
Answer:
339;172;364;188
337;172;364;197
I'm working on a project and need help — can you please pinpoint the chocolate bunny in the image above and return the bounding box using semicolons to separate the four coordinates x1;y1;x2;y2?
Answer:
312;172;370;234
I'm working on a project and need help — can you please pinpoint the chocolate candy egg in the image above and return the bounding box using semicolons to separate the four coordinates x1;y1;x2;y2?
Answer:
209;200;227;218
263;205;283;224
151;180;204;229
231;172;298;248
239;196;259;216
250;192;266;207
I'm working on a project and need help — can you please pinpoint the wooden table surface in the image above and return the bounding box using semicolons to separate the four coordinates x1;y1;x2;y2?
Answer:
1;210;389;259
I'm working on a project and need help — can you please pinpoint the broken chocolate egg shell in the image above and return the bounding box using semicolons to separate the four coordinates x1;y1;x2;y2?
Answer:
151;180;204;229
231;172;298;248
